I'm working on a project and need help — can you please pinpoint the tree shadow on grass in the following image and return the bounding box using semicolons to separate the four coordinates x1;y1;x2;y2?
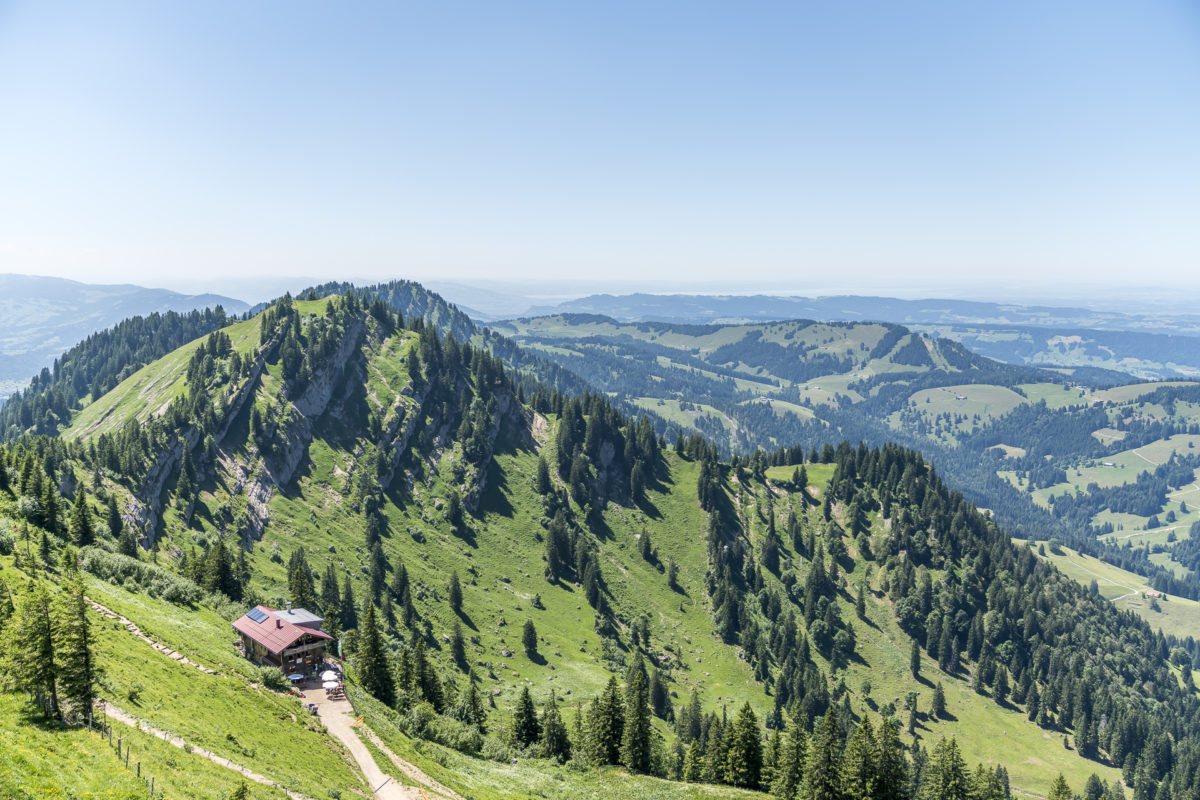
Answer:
477;460;514;521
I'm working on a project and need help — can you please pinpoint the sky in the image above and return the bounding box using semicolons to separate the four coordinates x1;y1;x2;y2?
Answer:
1;1;1199;297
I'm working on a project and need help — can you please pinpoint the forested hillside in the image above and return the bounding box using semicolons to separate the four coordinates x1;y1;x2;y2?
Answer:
4;286;1199;799
0;273;248;399
492;314;1200;624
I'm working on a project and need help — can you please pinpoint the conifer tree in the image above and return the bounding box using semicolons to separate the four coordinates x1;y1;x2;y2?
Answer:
771;710;807;800
446;622;465;673
840;717;878;800
368;542;386;602
705;716;732;784
523;619;539;658
932;682;947;719
1046;774;1073;800
763;729;780;790
921;738;969;800
448;571;462;613
390;558;410;603
287;548;316;609
54;570;98;719
590;676;625;765
910;639;921;678
341;574;358;631
540;690;571;761
804;709;843;800
355;604;394;706
683;741;704;782
622;659;653;772
2;582;60;719
320;564;341;616
42;480;61;536
993;666;1010;705
724;701;763;789
117;527;139;558
875;717;909;800
511;685;541;748
68;491;93;546
535;455;552;495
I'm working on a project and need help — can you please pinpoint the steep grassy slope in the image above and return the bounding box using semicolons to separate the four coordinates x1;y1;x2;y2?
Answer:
10;295;1190;799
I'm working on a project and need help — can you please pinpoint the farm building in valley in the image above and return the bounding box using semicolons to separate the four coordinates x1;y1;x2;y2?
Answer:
232;605;333;671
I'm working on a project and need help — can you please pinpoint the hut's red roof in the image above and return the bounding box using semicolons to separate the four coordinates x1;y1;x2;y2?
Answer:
232;605;332;655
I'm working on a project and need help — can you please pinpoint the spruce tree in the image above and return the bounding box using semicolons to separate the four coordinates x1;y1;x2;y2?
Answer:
1046;774;1073;800
287;548;316;609
683;741;704;782
356;604;394;706
535;455;552;495
448;571;463;613
771;710;807;800
341;574;358;631
875;717;909;800
450;621;467;669
910;638;921;678
590;676;625;765
932;682;947;719
511;685;541;748
1;582;60;719
368;542;386;602
320;564;341;616
540;690;571;762
993;666;1010;705
117;527;139;558
724;701;763;789
763;729;780;790
54;570;98;719
621;660;652;772
804;709;843;800
523;619;539;658
921;737;969;800
68;491;94;546
840;717;877;800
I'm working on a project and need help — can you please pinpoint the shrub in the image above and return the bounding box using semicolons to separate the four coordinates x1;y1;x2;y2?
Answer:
259;666;289;692
480;736;515;764
78;546;205;605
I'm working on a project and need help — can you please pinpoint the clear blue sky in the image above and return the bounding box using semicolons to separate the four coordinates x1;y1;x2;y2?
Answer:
1;1;1198;292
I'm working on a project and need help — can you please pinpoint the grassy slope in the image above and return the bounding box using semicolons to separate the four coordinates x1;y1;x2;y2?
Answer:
1030;543;1200;639
18;316;1154;797
0;693;281;800
260;413;1123;797
0;555;362;799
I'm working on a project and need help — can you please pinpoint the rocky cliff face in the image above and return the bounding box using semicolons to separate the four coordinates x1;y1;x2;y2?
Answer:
235;316;368;541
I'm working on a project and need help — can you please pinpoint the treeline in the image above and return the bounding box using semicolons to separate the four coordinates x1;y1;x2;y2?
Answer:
0;567;97;724
0;307;234;439
1049;455;1200;537
297;279;476;342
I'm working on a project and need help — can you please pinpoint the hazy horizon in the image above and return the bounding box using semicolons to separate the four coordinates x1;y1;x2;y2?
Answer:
2;1;1198;292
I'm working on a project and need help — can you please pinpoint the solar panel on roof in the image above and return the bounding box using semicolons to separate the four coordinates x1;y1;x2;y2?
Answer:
246;608;268;623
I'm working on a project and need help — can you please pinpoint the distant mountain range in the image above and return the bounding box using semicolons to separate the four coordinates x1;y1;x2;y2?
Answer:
487;292;1200;380
521;292;1200;334
0;273;248;396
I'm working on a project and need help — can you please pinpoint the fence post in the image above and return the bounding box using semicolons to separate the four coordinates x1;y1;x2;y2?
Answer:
137;761;141;778
149;777;154;797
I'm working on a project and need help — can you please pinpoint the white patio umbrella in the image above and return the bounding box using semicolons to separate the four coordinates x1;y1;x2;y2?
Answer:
320;670;339;681
322;680;340;689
